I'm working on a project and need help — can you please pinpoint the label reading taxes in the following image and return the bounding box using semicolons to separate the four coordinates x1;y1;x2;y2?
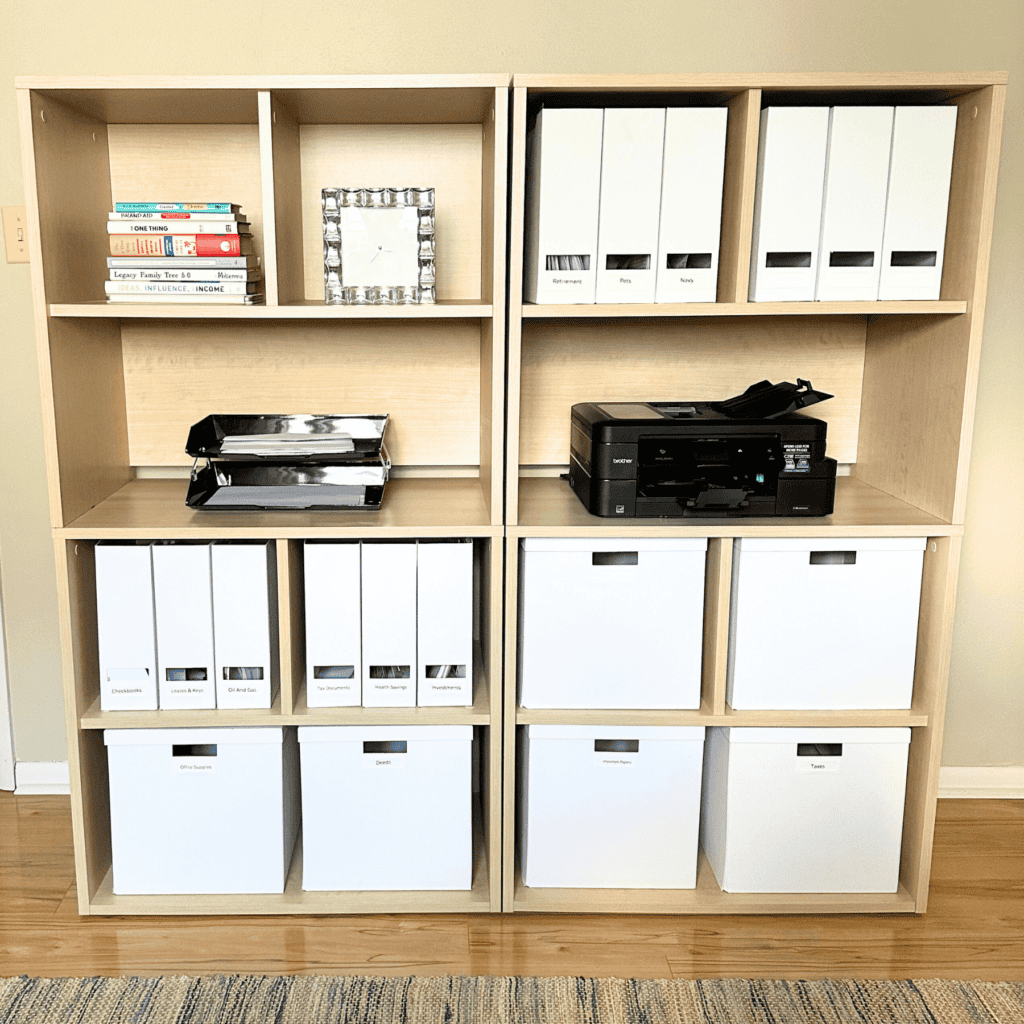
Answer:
797;759;840;774
593;753;637;770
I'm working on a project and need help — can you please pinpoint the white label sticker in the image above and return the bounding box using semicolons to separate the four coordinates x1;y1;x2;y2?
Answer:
173;759;217;775
594;753;636;769
362;754;406;770
797;759;840;774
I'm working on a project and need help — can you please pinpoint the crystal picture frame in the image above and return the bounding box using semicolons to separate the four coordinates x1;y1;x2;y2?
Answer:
323;187;436;305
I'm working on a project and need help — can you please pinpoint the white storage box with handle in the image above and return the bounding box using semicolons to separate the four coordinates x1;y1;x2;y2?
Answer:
298;725;473;891
520;724;706;888
701;726;911;893
104;727;299;895
727;537;926;710
518;538;707;709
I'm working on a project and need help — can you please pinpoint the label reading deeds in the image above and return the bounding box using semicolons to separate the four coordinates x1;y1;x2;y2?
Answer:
362;754;406;770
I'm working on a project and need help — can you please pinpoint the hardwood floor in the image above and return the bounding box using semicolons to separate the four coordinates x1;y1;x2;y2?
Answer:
2;794;1023;979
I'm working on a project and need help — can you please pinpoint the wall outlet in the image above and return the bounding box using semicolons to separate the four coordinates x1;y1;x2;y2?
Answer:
2;207;29;263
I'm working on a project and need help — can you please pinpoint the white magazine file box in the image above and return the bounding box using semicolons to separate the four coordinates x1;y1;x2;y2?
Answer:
212;541;278;709
417;540;474;707
518;538;707;709
655;107;728;303
701;726;911;893
814;106;894;301
298;725;473;890
878;105;957;300
524;107;604;304
361;542;417;708
105;726;299;895
304;541;361;708
749;107;830;301
152;542;216;710
727;537;926;710
95;542;158;711
595;107;666;303
520;724;706;888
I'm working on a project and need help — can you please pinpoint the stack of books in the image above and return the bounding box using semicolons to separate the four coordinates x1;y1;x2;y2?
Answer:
105;202;263;305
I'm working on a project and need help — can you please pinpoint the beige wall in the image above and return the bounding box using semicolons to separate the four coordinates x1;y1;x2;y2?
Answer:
1;0;1020;765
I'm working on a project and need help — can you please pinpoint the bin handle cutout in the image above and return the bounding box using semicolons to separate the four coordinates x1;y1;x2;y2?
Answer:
592;552;638;566
369;666;410;679
809;551;856;565
426;665;466;679
797;743;842;757
224;667;264;680
172;744;217;757
363;741;408;754
165;667;208;681
594;739;640;753
314;665;354;679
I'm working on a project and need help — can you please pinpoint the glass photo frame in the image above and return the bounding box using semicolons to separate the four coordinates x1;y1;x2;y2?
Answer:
323;187;436;305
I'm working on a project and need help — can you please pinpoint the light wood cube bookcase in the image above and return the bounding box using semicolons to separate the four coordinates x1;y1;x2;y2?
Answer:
16;72;1005;916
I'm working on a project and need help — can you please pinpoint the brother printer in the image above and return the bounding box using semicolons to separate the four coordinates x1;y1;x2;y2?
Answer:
569;379;838;518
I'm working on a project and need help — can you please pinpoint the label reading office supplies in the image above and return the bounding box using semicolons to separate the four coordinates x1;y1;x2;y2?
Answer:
171;743;218;775
593;738;639;769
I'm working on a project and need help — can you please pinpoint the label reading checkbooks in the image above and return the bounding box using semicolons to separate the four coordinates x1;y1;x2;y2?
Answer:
593;739;639;769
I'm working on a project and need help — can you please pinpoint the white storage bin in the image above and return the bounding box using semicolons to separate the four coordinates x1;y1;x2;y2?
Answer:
701;726;911;893
727;537;926;710
298;725;473;890
520;724;706;888
518;538;707;709
105;727;299;895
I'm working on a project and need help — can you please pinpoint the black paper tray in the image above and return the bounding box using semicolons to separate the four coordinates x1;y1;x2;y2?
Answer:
186;457;389;510
186;414;389;462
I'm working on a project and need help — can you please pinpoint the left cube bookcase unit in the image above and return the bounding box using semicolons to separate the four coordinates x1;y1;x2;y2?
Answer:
17;75;509;915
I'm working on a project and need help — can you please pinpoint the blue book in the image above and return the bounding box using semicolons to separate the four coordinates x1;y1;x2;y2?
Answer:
114;202;240;213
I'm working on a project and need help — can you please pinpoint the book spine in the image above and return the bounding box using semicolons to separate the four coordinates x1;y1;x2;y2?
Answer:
107;256;257;268
108;211;242;221
113;202;236;212
106;293;261;304
109;235;244;257
106;221;247;235
109;268;257;282
105;280;254;295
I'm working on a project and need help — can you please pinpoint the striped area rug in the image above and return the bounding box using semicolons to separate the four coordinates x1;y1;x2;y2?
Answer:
2;975;1024;1023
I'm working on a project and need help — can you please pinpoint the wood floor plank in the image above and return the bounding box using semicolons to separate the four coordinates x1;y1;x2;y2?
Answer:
3;793;1024;978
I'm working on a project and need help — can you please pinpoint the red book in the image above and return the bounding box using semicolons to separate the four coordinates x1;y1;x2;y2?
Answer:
108;234;254;257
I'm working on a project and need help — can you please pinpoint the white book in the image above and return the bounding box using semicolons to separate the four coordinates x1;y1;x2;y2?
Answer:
107;221;248;235
524;107;605;304
815;107;895;301
212;542;277;710
153;543;216;710
596;107;666;304
878;105;957;300
417;541;474;707
95;543;158;712
105;280;257;295
106;293;265;304
655;107;728;303
749;107;831;302
304;542;361;708
361;543;417;708
108;211;244;221
109;268;261;282
107;256;259;269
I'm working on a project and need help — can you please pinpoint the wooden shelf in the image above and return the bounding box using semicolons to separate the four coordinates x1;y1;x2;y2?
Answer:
58;477;499;538
515;706;930;728
512;475;961;537
50;299;494;319
511;853;919;915
521;300;967;318
88;819;492;916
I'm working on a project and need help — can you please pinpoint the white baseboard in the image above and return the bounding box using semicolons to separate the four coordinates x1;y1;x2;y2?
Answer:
938;766;1024;799
14;761;71;795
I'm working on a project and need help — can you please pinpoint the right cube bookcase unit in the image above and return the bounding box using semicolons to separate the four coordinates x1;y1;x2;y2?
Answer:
504;73;1006;914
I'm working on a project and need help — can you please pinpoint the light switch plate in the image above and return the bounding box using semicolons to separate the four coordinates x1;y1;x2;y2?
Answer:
3;206;29;263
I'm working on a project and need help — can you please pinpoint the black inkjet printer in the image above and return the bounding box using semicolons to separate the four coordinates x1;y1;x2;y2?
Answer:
569;379;838;517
